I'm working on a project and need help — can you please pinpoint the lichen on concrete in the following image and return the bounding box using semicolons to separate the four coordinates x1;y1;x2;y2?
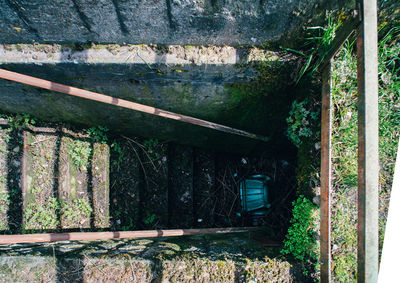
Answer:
0;233;296;282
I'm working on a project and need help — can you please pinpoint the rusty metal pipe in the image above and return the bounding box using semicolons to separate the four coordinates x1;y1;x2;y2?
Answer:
320;61;332;283
0;69;268;142
0;227;256;245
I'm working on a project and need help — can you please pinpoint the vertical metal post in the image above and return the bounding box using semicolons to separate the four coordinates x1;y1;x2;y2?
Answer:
357;0;379;282
320;61;332;283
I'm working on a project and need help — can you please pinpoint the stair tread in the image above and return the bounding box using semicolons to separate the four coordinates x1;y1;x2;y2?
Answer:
168;144;194;228
22;128;60;231
109;137;141;230
140;139;169;229
193;148;216;227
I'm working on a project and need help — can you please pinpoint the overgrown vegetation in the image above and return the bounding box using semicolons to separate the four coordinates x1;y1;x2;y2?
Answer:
23;187;59;233
286;16;342;84
281;195;319;275
329;25;399;281
5;113;36;131
87;126;109;144
284;17;399;282
286;99;320;147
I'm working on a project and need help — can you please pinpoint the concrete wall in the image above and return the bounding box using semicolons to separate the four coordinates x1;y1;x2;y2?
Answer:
0;0;353;46
0;44;297;153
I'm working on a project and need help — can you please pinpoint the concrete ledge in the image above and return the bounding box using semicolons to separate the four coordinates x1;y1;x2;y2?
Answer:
0;233;295;282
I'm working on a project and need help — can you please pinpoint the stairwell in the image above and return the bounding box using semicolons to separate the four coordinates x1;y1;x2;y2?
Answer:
0;117;300;281
0;117;296;232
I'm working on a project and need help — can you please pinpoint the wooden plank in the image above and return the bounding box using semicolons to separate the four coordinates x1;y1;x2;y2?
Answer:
320;61;332;283
58;130;92;229
22;128;60;232
356;0;379;282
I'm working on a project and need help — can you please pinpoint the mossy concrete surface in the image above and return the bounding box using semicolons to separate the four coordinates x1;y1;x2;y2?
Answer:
0;124;111;233
0;233;295;282
0;44;298;154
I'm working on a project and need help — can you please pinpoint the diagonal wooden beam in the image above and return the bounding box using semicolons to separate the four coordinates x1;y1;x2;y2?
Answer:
0;68;269;142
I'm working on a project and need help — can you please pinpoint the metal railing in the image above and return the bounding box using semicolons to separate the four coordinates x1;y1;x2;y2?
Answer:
319;0;379;282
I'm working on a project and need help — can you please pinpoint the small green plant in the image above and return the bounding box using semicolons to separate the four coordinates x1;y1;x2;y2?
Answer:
23;195;60;232
143;138;164;161
144;212;157;225
143;138;158;153
143;139;165;161
87;126;109;143
286;16;342;83
281;195;319;273
60;198;92;226
286;99;319;147
0;190;9;214
6;113;36;131
68;140;91;171
121;218;135;231
111;140;126;168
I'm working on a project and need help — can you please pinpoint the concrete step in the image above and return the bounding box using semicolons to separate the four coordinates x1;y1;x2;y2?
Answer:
193;148;216;228
140;139;169;229
168;144;194;228
21;126;110;232
22;127;60;231
0;119;246;233
109;136;141;231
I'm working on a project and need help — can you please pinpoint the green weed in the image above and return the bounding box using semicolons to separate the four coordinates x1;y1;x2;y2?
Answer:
285;16;342;84
144;213;157;225
68;140;91;171
87;126;109;144
23;195;59;232
286;99;320;147
111;140;126;169
4;113;36;132
60;198;92;226
281;196;319;266
144;138;164;161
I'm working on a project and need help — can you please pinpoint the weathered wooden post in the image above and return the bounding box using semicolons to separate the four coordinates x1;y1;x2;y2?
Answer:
357;0;379;282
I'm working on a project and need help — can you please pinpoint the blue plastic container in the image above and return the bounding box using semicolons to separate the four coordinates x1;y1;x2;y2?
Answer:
239;174;271;216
